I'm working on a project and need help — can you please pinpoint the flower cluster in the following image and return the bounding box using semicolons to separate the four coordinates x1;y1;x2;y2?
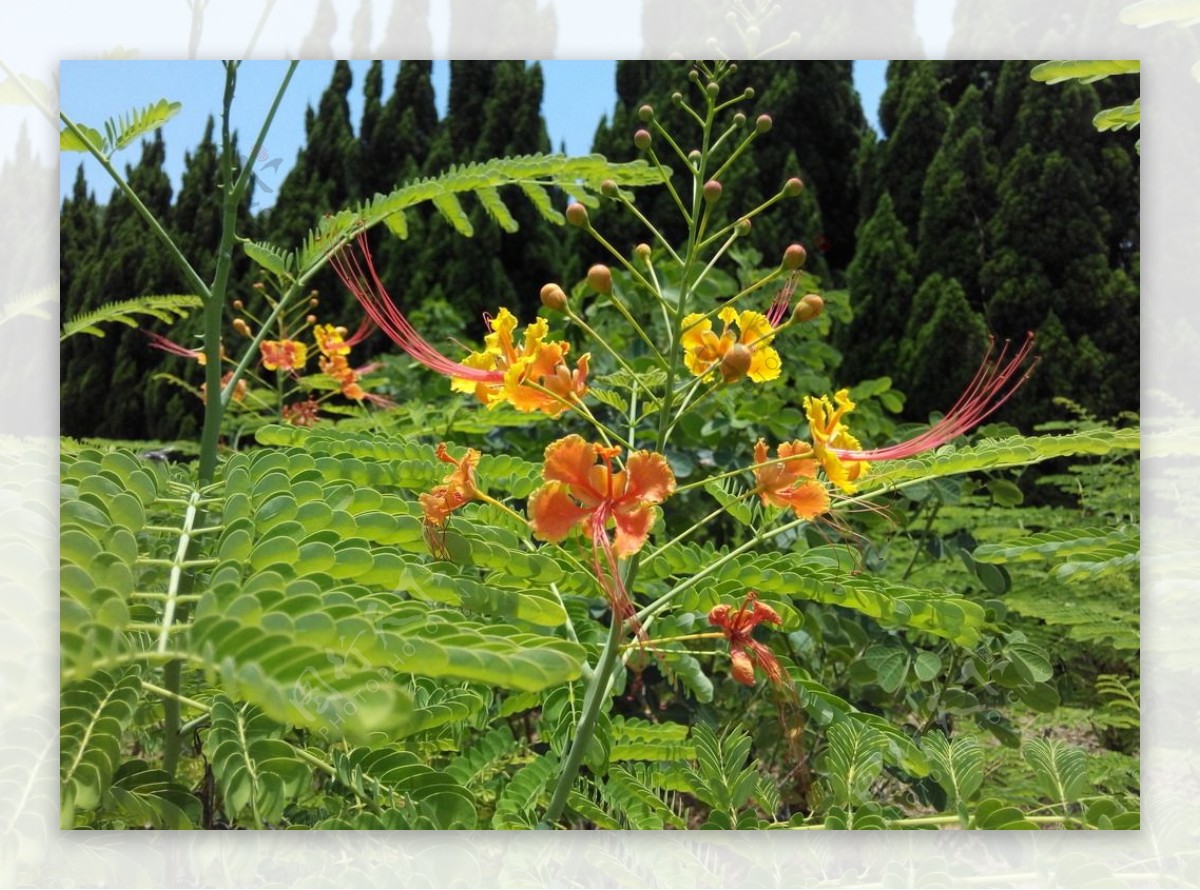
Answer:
681;307;782;384
420;442;481;558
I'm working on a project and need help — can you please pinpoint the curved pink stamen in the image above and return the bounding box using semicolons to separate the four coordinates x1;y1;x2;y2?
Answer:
328;233;504;384
832;333;1039;461
766;272;799;328
343;315;377;350
145;331;202;360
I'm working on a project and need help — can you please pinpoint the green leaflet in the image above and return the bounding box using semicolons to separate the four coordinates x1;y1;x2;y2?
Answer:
1030;60;1139;84
61;98;182;155
205;697;312;827
60;294;204;341
329;746;476;828
61;669;144;827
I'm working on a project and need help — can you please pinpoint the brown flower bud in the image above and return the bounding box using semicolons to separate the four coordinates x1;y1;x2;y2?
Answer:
587;264;613;295
756;114;773;134
703;180;723;204
565;202;589;227
638;104;654;122
232;318;252;337
783;177;804;197
782;243;808;270
232;299;244;310
720;343;753;384
633;129;652;150
792;294;824;323
540;283;568;312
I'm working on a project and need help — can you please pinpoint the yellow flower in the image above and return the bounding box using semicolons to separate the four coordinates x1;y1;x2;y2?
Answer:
803;388;869;492
451;308;589;416
680;307;781;383
313;323;351;358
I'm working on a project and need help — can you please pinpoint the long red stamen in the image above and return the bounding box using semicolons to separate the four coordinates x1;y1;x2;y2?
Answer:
766;272;798;328
833;333;1039;461
590;510;642;635
343;315;377;350
144;331;202;359
328;233;503;384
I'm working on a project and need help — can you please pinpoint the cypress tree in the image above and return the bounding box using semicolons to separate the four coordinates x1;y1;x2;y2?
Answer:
916;86;998;305
839;192;917;382
877;63;949;234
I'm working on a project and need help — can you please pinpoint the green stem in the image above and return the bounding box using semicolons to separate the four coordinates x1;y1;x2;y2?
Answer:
539;611;625;827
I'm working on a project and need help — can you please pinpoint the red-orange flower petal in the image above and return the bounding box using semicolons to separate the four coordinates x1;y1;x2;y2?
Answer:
528;482;593;543
542;434;601;492
612;502;656;558
624;451;676;505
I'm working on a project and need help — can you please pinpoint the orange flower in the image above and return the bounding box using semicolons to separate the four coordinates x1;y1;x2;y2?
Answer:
708;592;785;687
282;397;320;426
260;339;308;372
419;443;481;557
313;323;351;358
528;435;675;624
751;438;830;519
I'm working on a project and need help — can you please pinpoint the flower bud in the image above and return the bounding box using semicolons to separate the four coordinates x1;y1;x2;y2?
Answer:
792;294;824;323
638;104;654;122
306;314;317;324
233;299;244;310
689;69;701;83
232;318;252;337
743;87;754;100
565;202;589;228
635;243;652;261
252;282;265;290
728;63;739;74
540;283;568;312
633;128;652;150
587;264;613;295
601;179;619;198
671;91;683;105
720;343;753;384
782;243;808;270
783;177;804;197
706;81;719;98
702;180;723;204
734;218;752;236
688;149;702;163
756;114;773;134
310;296;320;307
733;111;746;126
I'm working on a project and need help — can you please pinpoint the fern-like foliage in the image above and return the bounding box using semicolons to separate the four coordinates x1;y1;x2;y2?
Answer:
61;98;182;156
1022;738;1090;812
973;525;1139;583
683;724;763;827
60;294;204;341
328;746;475;828
240;154;669;283
1030;60;1140;149
492;754;559;829
922;730;984;824
60;669;143;828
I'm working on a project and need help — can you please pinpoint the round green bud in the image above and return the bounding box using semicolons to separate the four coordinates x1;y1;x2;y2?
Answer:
755;114;773;134
706;81;719;98
587;264;613;295
734;217;752;236
783;177;804;197
565;202;589;227
733;111;746;126
782;243;808;270
743;87;755;100
703;180;723;204
635;243;652;261
601;179;619;198
638;104;654;122
672;91;683;104
634;129;652;150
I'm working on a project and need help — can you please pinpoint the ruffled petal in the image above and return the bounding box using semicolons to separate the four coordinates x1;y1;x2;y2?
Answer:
542;435;601;490
611;502;655;557
623;451;676;505
528;482;593;542
747;344;782;382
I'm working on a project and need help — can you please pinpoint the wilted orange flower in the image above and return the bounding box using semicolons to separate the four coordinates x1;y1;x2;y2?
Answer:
708;592;785;687
452;308;590;416
282;397;320;426
751;438;830;519
529;435;675;624
260;339;308;372
681;307;782;384
420;443;481;557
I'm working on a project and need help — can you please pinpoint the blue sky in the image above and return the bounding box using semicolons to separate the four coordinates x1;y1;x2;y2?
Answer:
60;60;891;210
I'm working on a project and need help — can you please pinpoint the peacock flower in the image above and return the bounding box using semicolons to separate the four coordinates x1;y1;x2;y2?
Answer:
528;435;675;625
313;323;351;358
809;334;1038;490
420;443;481;557
803;389;871;493
451;308;590;417
708;592;785;687
145;331;222;366
328;233;506;388
681;306;782;384
751;438;831;519
313;322;392;407
282;397;321;427
260;339;308;372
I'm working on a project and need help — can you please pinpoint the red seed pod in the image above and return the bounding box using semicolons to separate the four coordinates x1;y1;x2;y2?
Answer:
783;177;804;197
540;283;568;312
587;264;613;295
782;243;808;270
